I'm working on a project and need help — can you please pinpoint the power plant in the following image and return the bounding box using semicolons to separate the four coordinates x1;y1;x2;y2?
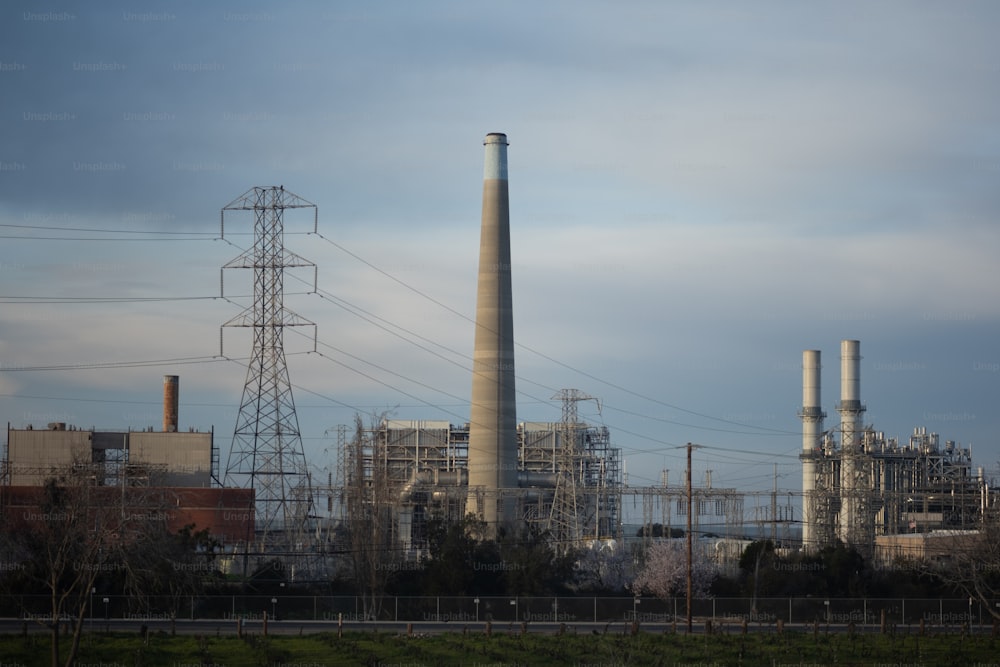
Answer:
327;141;991;565
0;133;993;578
324;134;759;563
331;135;625;556
800;340;986;559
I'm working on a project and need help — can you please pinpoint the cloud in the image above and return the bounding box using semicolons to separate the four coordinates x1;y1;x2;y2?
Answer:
1;0;998;492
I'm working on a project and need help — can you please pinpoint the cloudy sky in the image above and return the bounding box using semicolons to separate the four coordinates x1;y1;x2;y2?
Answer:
2;1;998;515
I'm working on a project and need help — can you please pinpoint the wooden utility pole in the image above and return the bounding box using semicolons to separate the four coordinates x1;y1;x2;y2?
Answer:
686;442;693;634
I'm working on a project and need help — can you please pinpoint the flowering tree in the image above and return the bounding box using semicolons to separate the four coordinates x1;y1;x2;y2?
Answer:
573;540;634;593
629;540;715;599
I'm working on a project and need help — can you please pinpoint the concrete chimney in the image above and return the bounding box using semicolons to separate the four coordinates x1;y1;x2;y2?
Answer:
838;339;865;456
837;339;865;545
163;375;179;432
467;132;518;532
799;350;825;550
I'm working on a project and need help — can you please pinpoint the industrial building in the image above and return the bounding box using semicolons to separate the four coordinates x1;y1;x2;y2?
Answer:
799;340;987;557
873;530;980;568
332;411;623;557
6;424;214;488
1;376;254;543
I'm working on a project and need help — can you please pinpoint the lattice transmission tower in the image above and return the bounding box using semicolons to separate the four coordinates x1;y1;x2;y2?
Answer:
220;186;318;568
547;388;599;553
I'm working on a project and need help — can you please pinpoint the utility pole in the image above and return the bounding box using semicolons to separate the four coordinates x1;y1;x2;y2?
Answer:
686;442;693;634
772;463;778;543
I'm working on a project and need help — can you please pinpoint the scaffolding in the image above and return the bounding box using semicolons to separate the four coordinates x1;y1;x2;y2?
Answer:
333;393;623;559
805;425;984;558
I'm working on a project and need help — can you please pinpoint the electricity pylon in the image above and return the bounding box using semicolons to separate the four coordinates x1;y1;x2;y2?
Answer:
220;186;317;575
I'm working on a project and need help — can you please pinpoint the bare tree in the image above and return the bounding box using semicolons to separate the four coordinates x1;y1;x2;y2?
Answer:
909;518;1000;621
119;517;221;632
0;468;210;666
2;473;128;667
345;413;400;619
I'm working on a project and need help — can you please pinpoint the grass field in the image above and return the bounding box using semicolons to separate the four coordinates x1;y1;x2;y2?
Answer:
2;628;998;666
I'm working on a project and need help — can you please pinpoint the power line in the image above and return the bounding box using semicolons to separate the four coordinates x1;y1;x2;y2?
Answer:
0;392;230;407
0;221;305;237
602;401;798;437
312;231;796;436
0;295;219;304
0;293;309;304
0;222;214;235
0;235;212;242
2;220;797;447
0;355;230;372
0;232;788;445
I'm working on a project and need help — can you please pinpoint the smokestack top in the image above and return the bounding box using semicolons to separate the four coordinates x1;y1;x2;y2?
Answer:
840;339;862;403
483;132;508;181
801;349;822;411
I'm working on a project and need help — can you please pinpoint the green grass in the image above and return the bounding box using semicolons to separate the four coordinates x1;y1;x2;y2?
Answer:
1;628;998;666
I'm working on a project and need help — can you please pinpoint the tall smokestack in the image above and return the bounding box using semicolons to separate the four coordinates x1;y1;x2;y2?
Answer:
467;132;518;532
163;375;179;432
837;339;865;545
799;350;825;550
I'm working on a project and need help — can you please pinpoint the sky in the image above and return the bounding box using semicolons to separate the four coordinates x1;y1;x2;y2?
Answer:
1;1;998;516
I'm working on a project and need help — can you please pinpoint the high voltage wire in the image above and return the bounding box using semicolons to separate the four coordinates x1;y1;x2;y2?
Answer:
0;235;210;242
278;289;688;461
284;244;785;441
0;355;229;372
0;295;219;304
0;292;311;304
0;221;310;242
601;401;797;437
285;271;565;400
0;223;214;235
2;223;796;447
286;326;470;409
0;222;309;236
278;280;570;420
307;231;795;437
0;392;231;407
3;232;776;439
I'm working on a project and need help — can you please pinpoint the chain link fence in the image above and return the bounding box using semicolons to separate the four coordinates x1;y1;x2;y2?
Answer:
3;595;993;628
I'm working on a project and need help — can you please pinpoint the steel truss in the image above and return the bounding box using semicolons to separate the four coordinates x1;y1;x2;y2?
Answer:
220;186;318;575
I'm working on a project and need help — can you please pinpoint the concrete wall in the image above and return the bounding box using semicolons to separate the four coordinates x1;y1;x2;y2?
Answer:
1;485;253;544
7;429;92;485
5;428;212;488
129;431;213;487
